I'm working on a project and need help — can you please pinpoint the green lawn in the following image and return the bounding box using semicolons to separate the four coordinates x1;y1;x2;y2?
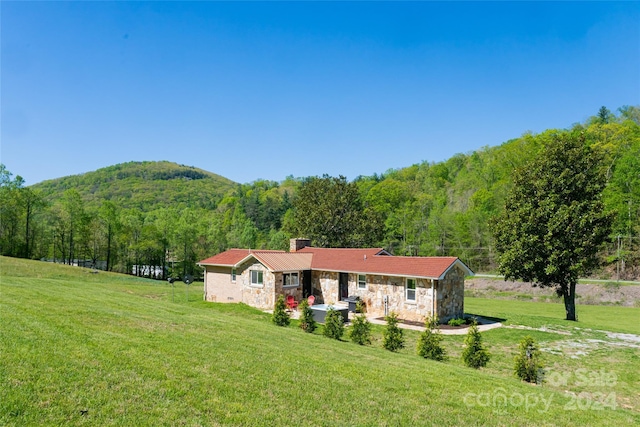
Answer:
1;257;638;426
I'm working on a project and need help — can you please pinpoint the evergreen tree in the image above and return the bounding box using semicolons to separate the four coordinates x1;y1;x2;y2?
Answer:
382;312;405;352
462;319;490;369
272;295;290;327
514;336;544;383
298;299;317;333
416;316;447;361
323;308;345;340
349;314;372;345
597;106;612;124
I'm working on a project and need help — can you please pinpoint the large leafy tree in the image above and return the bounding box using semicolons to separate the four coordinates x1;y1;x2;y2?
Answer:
492;131;612;321
288;175;382;248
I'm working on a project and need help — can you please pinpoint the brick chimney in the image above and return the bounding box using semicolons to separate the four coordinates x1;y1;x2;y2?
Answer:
290;238;311;252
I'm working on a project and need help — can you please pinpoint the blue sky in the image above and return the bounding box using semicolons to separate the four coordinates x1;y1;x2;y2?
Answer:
2;1;639;185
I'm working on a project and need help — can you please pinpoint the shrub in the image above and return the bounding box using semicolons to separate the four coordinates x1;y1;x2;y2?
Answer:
323;308;344;340
447;317;466;327
417;316;447;361
462;319;490;368
514;336;544;383
349;314;371;345
355;299;366;314
272;295;290;327
298;299;317;333
382;312;405;352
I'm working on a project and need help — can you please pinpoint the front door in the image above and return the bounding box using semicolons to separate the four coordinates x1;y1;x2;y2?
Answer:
302;270;312;298
339;272;349;301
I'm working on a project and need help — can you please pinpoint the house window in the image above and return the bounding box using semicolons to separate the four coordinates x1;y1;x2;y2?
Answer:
250;270;263;287
231;268;236;282
283;272;299;288
406;278;416;302
358;274;366;290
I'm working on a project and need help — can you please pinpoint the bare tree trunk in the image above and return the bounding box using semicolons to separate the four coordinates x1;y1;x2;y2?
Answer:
106;224;112;271
68;229;74;265
563;282;577;321
24;204;31;258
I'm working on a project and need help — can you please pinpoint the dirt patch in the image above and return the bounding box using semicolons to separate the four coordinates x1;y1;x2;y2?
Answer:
466;278;640;307
506;324;572;336
541;334;640;358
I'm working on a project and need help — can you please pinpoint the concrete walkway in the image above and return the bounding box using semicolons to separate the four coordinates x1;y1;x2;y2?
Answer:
278;308;502;335
366;315;503;335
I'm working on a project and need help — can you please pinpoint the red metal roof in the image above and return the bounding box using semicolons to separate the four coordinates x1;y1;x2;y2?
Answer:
198;249;285;267
199;247;473;279
252;252;313;271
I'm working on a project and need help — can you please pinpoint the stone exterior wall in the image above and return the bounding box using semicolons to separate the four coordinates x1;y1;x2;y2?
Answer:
204;266;242;303
309;269;464;323
310;271;435;322
356;275;435;322
311;271;339;304
205;260;465;322
238;260;276;310
273;271;303;302
435;265;465;322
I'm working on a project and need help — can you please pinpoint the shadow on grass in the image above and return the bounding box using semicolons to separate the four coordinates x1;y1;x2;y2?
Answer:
465;313;506;325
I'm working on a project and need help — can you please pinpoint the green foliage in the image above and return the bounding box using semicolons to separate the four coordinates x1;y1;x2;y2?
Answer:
272;295;290;327
382;312;405;352
3;106;640;282
417;316;447;361
288;175;382;248
298;299;316;333
349;314;372;345
514;336;544;383
492;131;613;320
447;318;466;327
597;106;613;124
462;320;490;369
33;161;236;211
0;166;46;259
323;308;344;340
355;299;366;313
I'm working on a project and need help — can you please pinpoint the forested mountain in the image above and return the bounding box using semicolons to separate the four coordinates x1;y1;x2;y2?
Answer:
2;106;638;280
32;161;237;211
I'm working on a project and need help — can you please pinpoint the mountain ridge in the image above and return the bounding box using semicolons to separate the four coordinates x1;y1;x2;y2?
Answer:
32;160;238;211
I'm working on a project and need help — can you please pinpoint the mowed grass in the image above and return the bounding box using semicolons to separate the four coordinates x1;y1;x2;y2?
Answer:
1;257;638;426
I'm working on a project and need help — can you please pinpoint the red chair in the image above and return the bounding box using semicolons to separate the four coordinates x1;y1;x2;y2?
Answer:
286;295;298;311
307;295;315;306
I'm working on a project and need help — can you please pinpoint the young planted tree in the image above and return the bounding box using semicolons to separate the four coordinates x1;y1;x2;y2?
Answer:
298;299;317;333
349;314;371;345
382;312;405;352
416;316;446;361
323;308;345;340
492;131;612;321
514;336;544;384
462;320;490;369
272;295;291;327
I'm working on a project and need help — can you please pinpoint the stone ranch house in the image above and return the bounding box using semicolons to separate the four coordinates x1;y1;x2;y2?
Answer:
198;239;473;323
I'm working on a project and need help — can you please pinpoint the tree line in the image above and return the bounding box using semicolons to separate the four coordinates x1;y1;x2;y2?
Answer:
1;106;638;280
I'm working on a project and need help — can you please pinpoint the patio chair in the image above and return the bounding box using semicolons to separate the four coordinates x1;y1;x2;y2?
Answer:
286;295;298;311
307;295;315;306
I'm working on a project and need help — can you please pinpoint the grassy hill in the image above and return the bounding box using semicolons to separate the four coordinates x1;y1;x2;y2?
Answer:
31;161;238;211
1;256;638;425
